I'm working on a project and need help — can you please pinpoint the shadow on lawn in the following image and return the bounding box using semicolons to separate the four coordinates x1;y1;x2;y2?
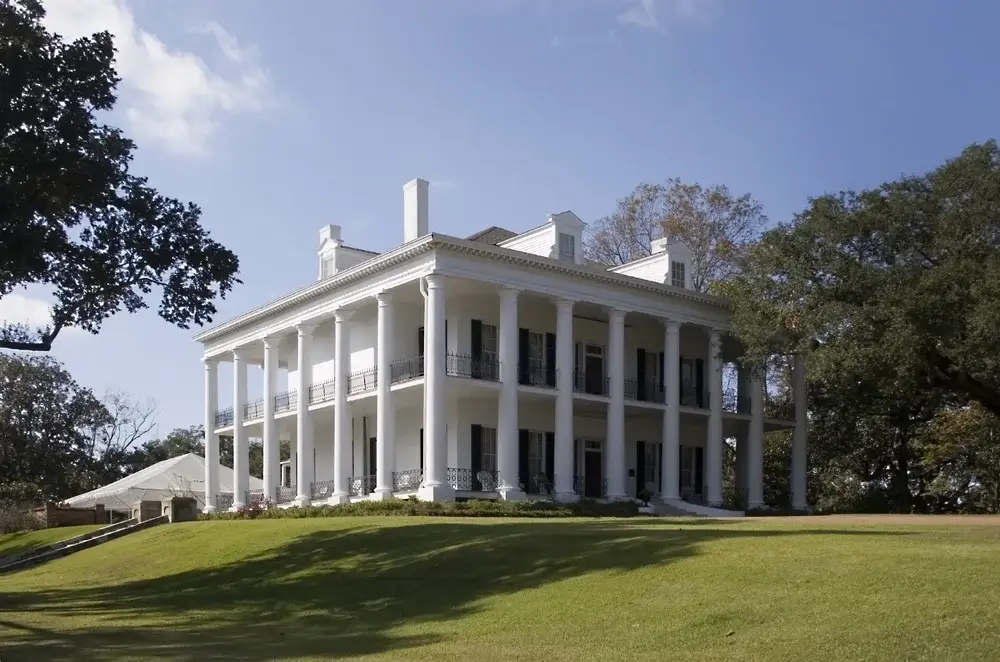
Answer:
0;520;905;661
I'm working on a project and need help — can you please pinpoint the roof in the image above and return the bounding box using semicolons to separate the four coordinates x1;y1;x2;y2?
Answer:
465;226;518;245
194;233;730;345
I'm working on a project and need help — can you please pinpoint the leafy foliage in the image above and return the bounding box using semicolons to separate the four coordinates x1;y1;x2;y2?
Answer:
0;0;240;351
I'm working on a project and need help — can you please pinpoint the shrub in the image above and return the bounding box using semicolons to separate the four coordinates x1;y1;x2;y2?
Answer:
200;497;642;520
0;502;43;534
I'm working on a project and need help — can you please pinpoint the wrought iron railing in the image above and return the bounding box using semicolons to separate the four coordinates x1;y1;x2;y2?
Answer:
446;353;500;381
520;473;555;496
274;390;297;413
623;377;638;400
276;486;296;505
446;467;473;491
349;475;375;497
348;368;377;395
309;379;336;404
572;370;609;396
216;493;235;511
519;363;556;388
474;469;500;491
310;479;336;501
390;356;424;383
243;399;264;421
679;388;708;409
246;489;266;507
392;468;423;491
214;407;234;427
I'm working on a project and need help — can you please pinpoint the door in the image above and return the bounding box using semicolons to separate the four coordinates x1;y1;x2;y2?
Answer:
368;437;377;480
584;449;603;498
584;344;604;395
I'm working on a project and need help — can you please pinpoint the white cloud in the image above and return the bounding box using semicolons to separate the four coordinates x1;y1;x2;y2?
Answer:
618;0;717;31
42;0;273;156
0;293;81;335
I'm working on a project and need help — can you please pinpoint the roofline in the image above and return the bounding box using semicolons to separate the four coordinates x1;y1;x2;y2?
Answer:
194;233;730;344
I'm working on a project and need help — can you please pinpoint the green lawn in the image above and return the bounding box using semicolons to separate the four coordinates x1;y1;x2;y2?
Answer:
0;525;101;560
1;516;999;661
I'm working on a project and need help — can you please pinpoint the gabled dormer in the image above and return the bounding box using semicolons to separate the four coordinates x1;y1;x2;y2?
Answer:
497;210;587;265
317;225;377;280
608;235;695;290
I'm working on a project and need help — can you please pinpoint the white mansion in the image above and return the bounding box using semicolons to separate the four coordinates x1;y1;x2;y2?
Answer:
196;179;808;515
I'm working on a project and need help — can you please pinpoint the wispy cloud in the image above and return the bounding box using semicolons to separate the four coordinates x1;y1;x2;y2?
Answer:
618;0;718;32
0;293;83;335
42;0;274;156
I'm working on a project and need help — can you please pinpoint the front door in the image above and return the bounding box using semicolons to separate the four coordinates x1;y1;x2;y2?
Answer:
584;449;603;498
584;345;604;395
368;437;377;479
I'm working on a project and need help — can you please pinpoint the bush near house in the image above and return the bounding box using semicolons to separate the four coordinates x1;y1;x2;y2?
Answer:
201;498;642;520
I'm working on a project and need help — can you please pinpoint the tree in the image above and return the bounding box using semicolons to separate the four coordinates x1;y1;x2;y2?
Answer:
0;353;108;501
585;178;766;291
82;390;157;486
0;0;240;352
920;405;1000;514
723;141;1000;418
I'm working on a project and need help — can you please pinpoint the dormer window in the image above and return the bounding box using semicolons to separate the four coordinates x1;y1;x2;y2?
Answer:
671;261;686;288
558;232;576;263
320;253;335;279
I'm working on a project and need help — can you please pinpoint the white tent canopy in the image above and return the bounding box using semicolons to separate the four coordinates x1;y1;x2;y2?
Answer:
64;453;263;511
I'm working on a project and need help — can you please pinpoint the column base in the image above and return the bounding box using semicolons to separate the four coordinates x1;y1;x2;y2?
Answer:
605;492;629;502
417;484;455;502
554;492;579;503
293;496;311;508
657;493;680;504
326;493;351;506
202;505;217;514
229;503;246;513
369;489;395;502
498;488;527;501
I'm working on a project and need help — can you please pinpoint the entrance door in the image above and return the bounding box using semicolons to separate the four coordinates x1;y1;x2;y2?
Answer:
584;449;603;498
584;345;604;395
368;437;377;479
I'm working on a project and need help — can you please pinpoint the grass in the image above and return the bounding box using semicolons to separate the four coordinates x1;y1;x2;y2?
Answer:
0;525;102;560
1;516;999;661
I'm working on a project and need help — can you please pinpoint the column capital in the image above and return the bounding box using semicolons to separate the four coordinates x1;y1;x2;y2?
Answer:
500;285;521;299
232;348;247;361
262;335;280;349
334;308;354;323
295;321;316;336
555;297;575;311
425;273;446;289
608;307;626;323
662;319;682;333
202;357;218;369
375;290;393;307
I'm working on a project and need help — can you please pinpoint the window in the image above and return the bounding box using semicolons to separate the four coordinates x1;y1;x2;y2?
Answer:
645;351;659;388
528;331;545;381
680;446;694;489
643;443;658;488
670;261;686;288
527;430;546;478
481;426;498;472
558;232;576;263
481;323;498;365
320;253;335;279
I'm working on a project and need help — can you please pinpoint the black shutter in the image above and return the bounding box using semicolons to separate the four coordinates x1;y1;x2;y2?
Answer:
695;446;704;495
678;354;684;399
545;332;557;387
657;443;663;493
545;432;555;488
678;445;684;489
471;320;482;360
369;437;377;479
636;441;646;498
518;429;530;492
471;424;483;490
419;429;424;471
418;327;425;357
658;353;665;394
518;328;530;384
637;348;647;401
695;358;705;407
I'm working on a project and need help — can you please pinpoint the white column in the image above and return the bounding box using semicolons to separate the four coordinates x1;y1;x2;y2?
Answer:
232;349;249;510
295;323;314;506
373;292;395;500
748;366;765;509
792;354;808;511
497;286;523;499
262;336;279;502
605;308;627;500
554;298;575;500
660;320;681;501
203;358;219;512
706;329;724;506
331;309;353;504
420;274;453;500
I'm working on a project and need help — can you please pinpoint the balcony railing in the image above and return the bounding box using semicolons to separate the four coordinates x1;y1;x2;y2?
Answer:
214;407;234;427
274;390;297;413
679;388;709;409
348;368;377;395
309;379;335;404
392;468;423;492
572;370;609;397
276;486;297;505
349;474;375;497
310;479;335;501
520;473;555;496
447;353;500;381
243;398;264;421
520;363;556;388
390;355;424;384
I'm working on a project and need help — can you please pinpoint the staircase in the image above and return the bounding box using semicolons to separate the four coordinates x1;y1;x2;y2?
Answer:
652;498;744;518
0;515;168;574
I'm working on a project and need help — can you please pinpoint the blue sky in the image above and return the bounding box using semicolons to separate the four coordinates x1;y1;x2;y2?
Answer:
8;0;999;438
